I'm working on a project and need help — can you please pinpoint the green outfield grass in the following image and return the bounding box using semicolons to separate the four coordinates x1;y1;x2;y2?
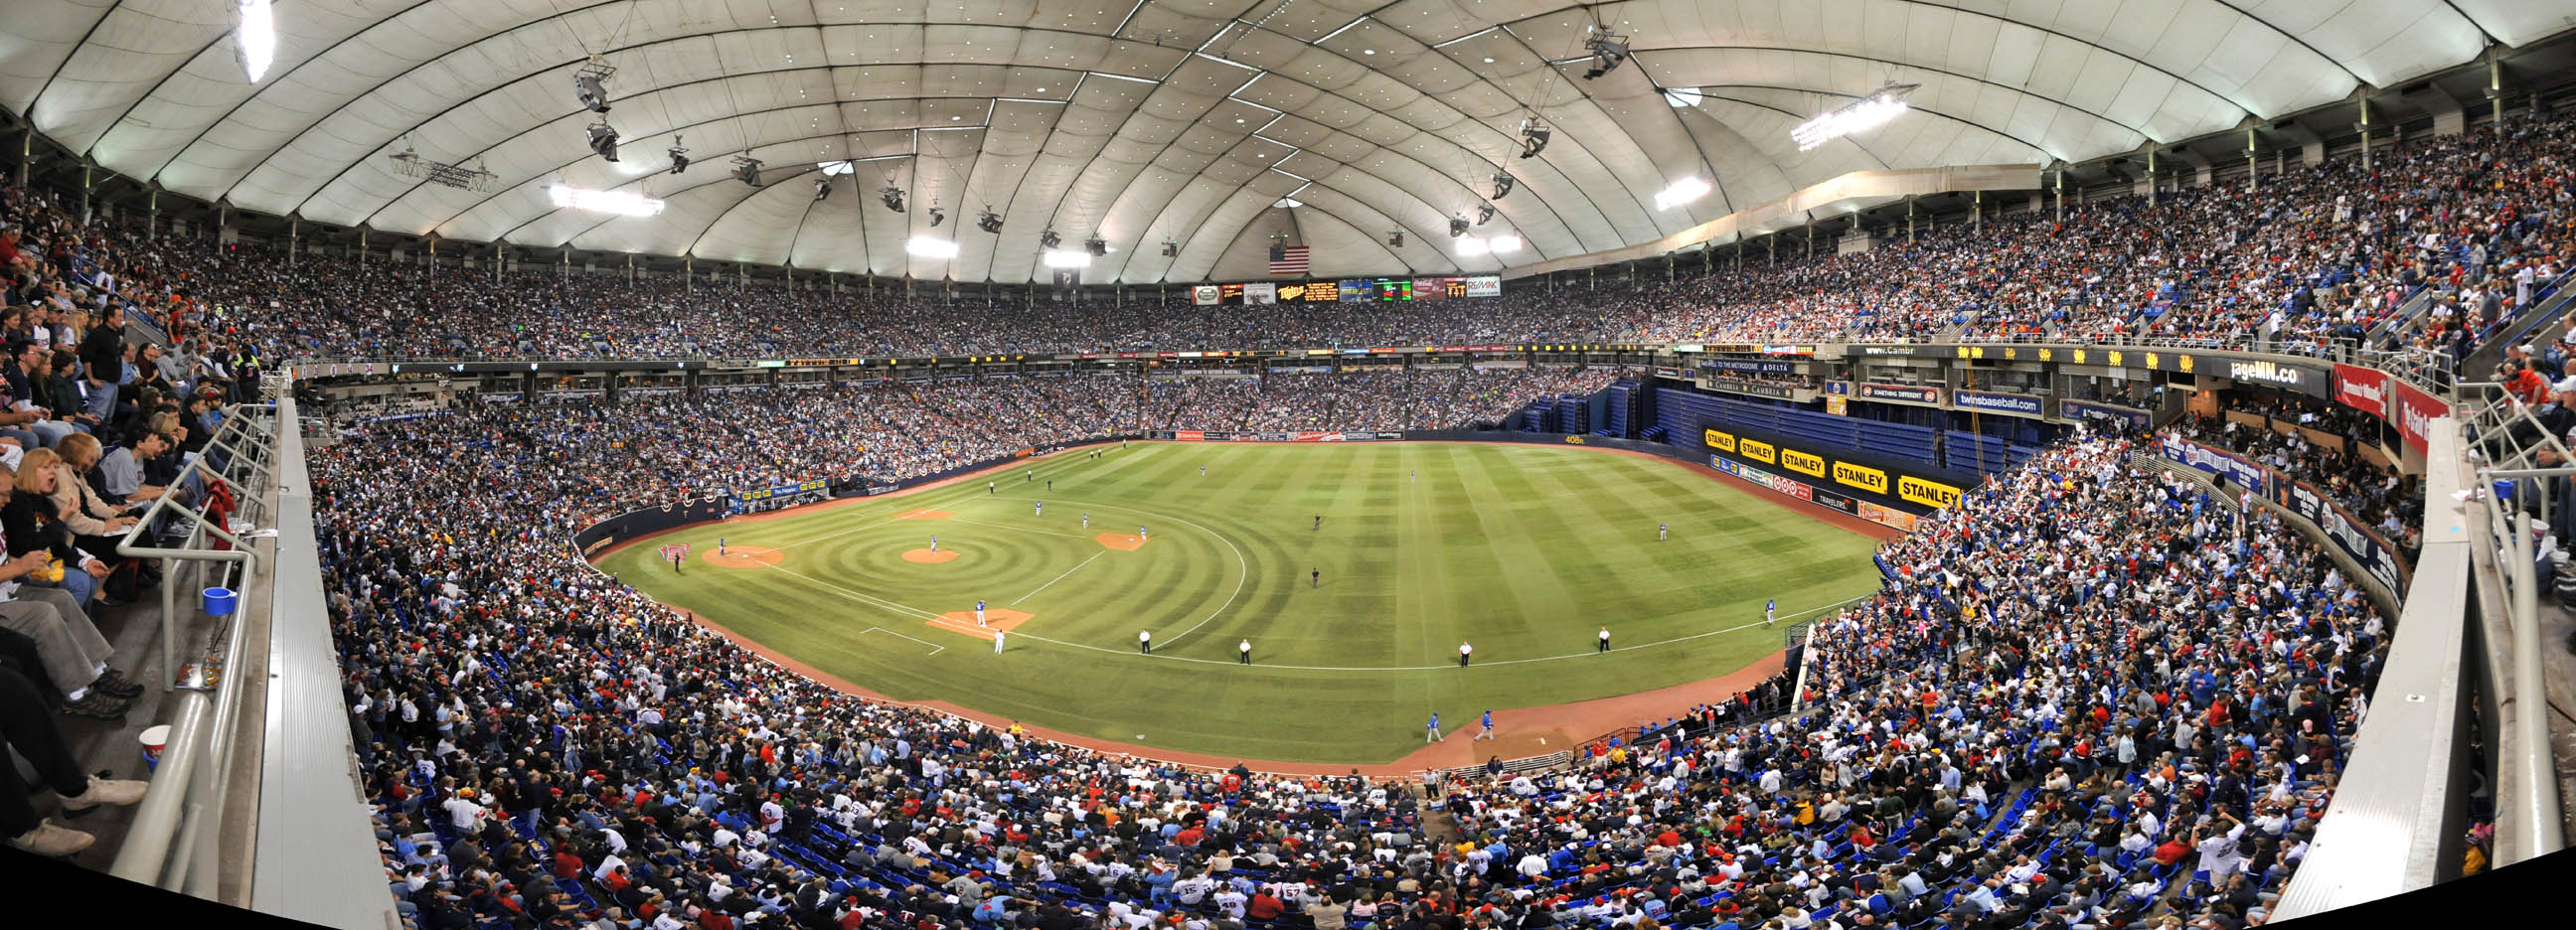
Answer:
596;441;1885;763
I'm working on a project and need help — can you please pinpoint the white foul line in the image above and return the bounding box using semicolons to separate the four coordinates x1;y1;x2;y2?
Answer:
856;627;945;655
995;496;1247;647
1014;551;1104;605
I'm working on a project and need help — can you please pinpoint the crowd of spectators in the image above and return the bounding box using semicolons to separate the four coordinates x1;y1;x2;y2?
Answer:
290;355;2388;930
2167;397;2424;557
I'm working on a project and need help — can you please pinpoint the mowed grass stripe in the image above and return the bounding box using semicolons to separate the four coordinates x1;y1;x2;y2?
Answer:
603;442;1884;763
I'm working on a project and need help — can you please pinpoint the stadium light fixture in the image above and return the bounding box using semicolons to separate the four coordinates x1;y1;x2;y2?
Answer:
926;206;945;228
814;176;834;203
1792;81;1919;151
1043;248;1092;268
1387;231;1404;247
906;236;959;258
880;186;905;213
1086;236;1108;256
1161;240;1180;257
1580;33;1630;79
1447;216;1470;237
1518;119;1549;159
586;122;620;162
1454;234;1521;257
977;208;1003;233
236;0;276;84
1492;173;1514;200
573;57;615;113
1039;229;1062;249
667;136;690;175
1476;203;1497;226
732;156;764;187
1489;234;1522;253
1655;176;1710;211
548;185;665;217
1456;236;1489;256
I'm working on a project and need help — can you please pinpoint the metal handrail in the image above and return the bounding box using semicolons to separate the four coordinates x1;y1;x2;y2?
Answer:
104;402;281;891
2470;468;2570;867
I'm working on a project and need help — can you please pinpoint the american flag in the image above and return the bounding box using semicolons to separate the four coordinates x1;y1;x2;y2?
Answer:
1268;244;1309;276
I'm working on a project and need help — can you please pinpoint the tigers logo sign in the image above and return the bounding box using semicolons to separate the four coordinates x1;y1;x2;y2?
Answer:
1833;462;1887;495
1780;448;1826;478
1739;439;1776;464
1899;476;1963;510
1703;428;1736;453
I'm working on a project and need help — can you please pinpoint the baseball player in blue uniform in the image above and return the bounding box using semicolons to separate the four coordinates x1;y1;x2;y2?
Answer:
1476;709;1496;740
1766;598;1777;627
977;600;988;627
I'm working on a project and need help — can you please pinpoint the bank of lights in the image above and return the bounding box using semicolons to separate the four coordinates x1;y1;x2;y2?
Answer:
1655;176;1710;211
547;185;664;217
236;1;276;83
1792;82;1919;151
905;236;959;258
1043;249;1092;268
1456;234;1522;256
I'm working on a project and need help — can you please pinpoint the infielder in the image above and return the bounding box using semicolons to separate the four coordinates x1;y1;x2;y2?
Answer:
670;550;683;573
1426;712;1443;743
1082;513;1090;530
1313;514;1322;531
1139;630;1152;654
719;538;726;555
1035;501;1044;517
1659;524;1667;542
930;536;938;553
1476;709;1496;740
1311;567;1320;589
1200;465;1207;477
976;600;988;627
1238;639;1252;664
1138;526;1148;542
990;481;997;495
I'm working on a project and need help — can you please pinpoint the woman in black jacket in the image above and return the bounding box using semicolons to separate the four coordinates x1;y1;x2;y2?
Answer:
3;447;109;608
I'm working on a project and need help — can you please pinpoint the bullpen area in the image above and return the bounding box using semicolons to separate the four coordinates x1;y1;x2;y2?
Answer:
597;441;1886;765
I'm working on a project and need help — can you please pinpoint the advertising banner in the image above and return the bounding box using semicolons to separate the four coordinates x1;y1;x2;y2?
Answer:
2333;363;2389;416
1856;502;1920;532
1897;475;1964;510
1703;427;1737;453
1243;281;1277;305
2223;358;2333;398
2280;481;2409;594
1953;389;2043;417
1740;438;1777;464
1703;359;1796;375
1780;447;1828;478
1808;484;1857;516
2157;435;2268;495
1857;383;1942;404
2392;378;2448;456
2058;399;2152;430
1192;285;1220;306
1339;279;1368;302
1464;275;1502;297
1833;461;1888;496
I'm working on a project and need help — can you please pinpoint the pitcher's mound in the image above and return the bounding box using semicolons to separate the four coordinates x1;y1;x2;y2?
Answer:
901;548;959;563
929;609;1033;640
898;509;954;520
705;546;783;568
1096;533;1151;551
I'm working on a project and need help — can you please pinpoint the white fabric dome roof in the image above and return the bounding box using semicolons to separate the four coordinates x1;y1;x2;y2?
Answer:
3;0;2561;283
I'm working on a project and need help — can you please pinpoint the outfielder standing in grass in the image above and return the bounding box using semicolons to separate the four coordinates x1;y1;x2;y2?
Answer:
1659;523;1667;542
719;538;726;555
1310;567;1319;588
